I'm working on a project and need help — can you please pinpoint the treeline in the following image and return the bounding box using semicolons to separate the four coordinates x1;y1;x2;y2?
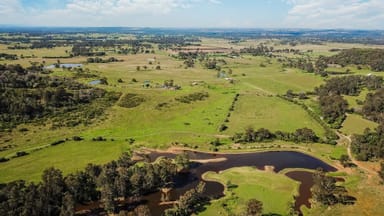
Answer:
0;53;18;60
351;124;384;161
0;153;185;215
232;126;320;144
176;52;204;68
362;88;384;123
0;64;119;129
240;44;272;57
71;44;106;57
278;94;338;143
315;75;382;96
315;75;383;128
86;57;122;63
164;182;207;216
323;48;384;71
311;168;355;206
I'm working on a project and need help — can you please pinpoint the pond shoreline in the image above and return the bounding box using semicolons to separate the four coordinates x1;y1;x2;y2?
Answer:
141;147;338;216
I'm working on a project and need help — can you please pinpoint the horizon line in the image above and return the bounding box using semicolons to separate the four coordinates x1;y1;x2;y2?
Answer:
0;25;384;31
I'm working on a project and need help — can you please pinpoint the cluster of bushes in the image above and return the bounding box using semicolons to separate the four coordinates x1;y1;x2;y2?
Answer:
0;157;9;163
117;93;146;108
219;93;240;132
312;168;355;206
240;44;273;57
175;92;209;104
92;136;107;141
0;153;183;215
282;56;317;73
86;57;122;63
204;58;226;71
50;140;66;146
232;126;320;144
155;102;170;110
0;53;18;60
71;44;106;57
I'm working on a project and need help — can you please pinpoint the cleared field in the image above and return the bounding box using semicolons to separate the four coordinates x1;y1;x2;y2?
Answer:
341;114;378;135
0;46;327;183
201;167;299;216
0;140;128;183
228;56;324;94
225;95;326;136
0;37;377;187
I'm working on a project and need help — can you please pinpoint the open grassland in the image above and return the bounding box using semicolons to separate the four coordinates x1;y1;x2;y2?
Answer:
0;37;380;189
201;167;299;216
227;56;324;94
225;95;326;136
0;140;129;182
341;114;378;135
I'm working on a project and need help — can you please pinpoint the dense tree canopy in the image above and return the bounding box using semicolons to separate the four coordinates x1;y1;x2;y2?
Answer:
311;168;355;206
351;124;384;161
0;153;183;215
323;48;384;72
0;64;119;130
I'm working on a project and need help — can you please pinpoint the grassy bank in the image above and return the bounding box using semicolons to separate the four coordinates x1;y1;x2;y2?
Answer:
201;167;299;216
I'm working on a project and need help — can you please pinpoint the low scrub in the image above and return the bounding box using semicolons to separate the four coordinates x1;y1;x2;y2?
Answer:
118;93;146;108
175;92;209;104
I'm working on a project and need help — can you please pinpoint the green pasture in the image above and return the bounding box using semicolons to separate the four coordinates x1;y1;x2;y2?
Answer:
225;95;326;136
0;37;378;187
201;167;299;216
341;114;378;135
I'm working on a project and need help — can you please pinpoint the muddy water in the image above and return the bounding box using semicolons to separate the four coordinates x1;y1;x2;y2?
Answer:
285;171;314;214
143;150;336;215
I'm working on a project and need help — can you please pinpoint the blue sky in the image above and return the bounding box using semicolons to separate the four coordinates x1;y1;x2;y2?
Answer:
1;0;383;29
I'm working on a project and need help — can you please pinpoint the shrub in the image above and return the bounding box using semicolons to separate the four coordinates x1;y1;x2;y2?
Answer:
175;92;209;104
118;93;146;108
0;157;9;163
51;140;66;146
15;151;29;158
72;136;84;141
92;136;107;141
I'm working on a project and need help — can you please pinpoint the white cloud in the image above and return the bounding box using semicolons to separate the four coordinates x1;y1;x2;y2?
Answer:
64;0;214;15
283;0;384;29
0;0;22;14
0;0;222;26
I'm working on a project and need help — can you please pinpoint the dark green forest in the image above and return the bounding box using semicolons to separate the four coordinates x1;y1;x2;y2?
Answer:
0;64;119;130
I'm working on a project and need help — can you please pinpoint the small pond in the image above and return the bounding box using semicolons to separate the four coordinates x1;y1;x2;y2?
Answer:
45;63;83;69
89;80;101;85
143;150;337;216
79;150;337;215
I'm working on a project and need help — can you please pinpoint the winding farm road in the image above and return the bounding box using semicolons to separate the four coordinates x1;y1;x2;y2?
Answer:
337;132;377;176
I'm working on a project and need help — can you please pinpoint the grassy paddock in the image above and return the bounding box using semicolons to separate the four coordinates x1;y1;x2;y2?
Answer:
225;95;326;136
201;167;299;216
341;114;378;135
